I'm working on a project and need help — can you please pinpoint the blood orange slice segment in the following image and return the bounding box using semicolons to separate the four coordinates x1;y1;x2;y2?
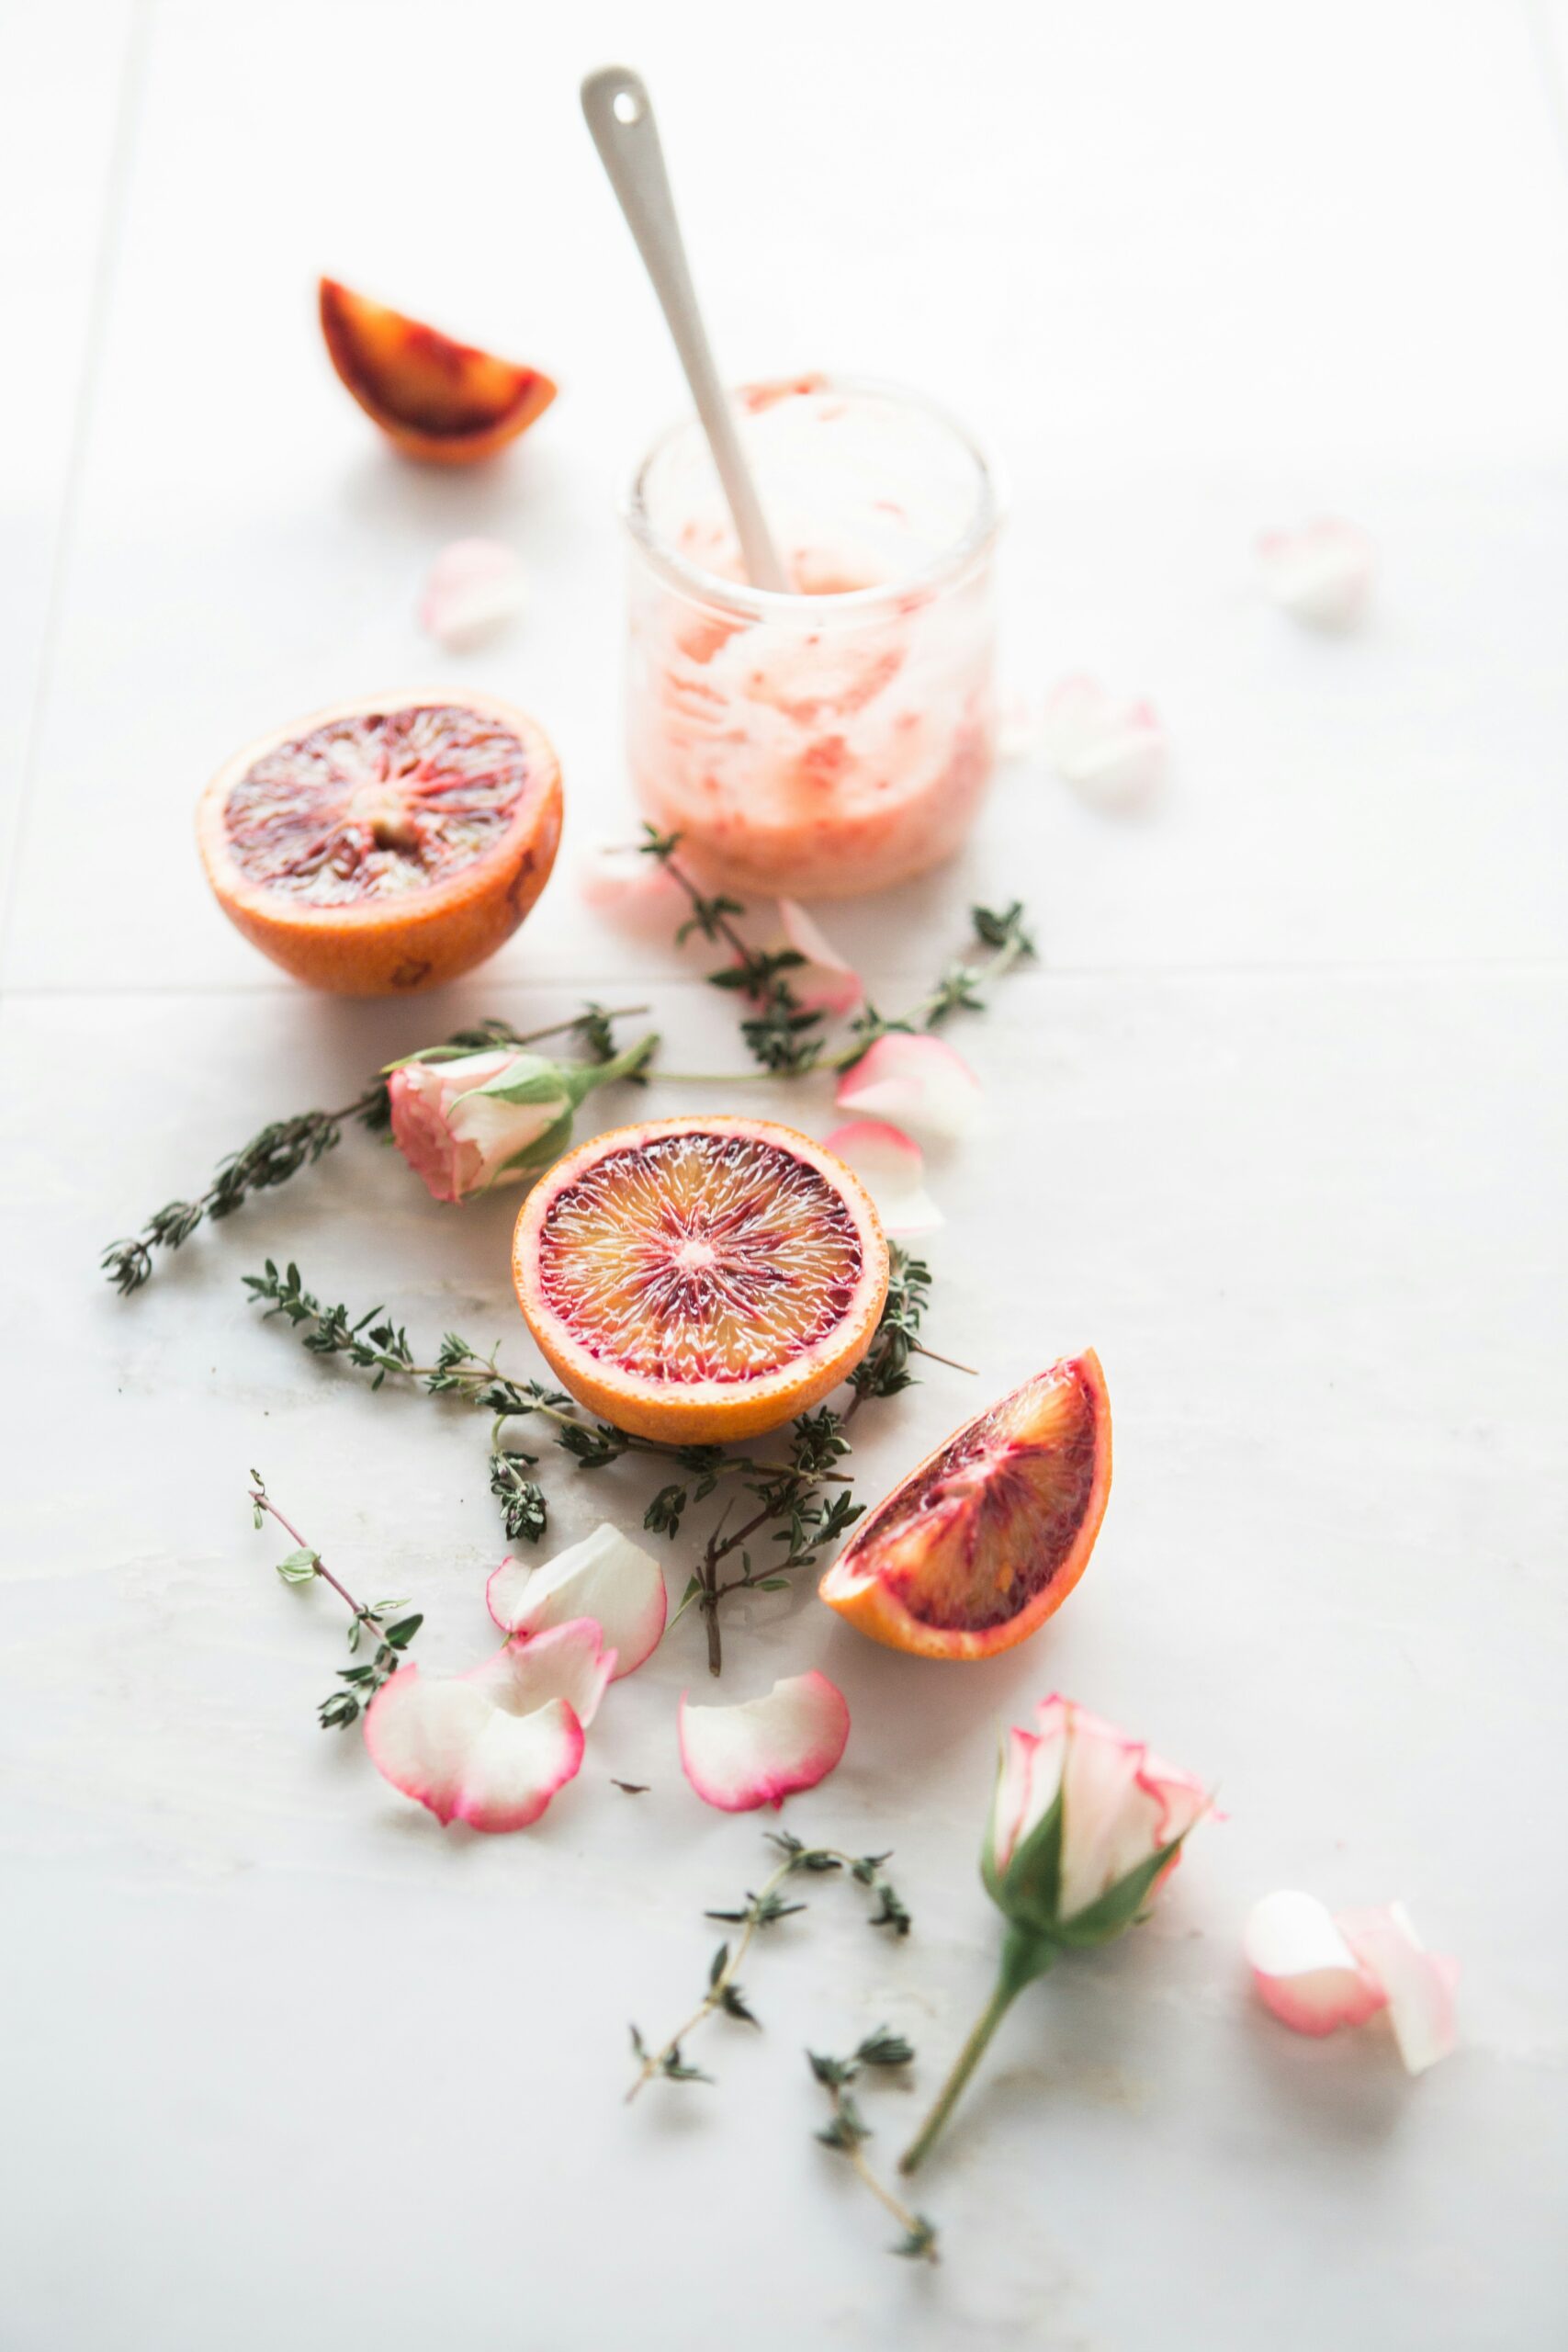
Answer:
818;1355;1111;1660
320;278;557;465
197;690;562;994
512;1117;890;1442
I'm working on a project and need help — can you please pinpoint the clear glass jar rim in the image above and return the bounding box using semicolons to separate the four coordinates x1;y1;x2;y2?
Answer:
620;374;1002;618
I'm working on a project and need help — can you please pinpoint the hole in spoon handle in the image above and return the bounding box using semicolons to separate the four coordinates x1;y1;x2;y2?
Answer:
581;64;790;594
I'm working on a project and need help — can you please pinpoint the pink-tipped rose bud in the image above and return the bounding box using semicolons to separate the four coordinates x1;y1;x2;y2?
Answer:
984;1694;1212;1944
388;1035;656;1204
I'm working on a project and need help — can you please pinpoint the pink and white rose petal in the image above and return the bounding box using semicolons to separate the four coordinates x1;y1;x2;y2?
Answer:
834;1033;982;1141
1041;673;1167;810
1245;1890;1458;2073
825;1118;942;1236
679;1669;851;1813
418;537;525;650
363;1617;615;1833
1336;1904;1460;2075
777;900;863;1017
1256;517;1375;630
1244;1889;1387;2037
487;1524;667;1679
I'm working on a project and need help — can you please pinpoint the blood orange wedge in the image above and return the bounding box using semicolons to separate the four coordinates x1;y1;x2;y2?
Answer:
818;1354;1111;1661
197;690;562;994
511;1116;889;1443
319;278;557;464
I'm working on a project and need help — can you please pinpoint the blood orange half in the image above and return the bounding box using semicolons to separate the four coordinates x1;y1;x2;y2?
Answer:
319;279;557;465
197;691;562;994
818;1354;1111;1660
512;1117;890;1442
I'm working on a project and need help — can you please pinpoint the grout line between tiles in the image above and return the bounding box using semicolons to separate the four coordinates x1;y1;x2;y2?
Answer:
0;0;154;975
0;954;1564;1008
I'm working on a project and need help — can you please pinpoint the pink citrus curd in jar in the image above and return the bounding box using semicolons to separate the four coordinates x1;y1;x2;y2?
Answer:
622;377;1000;900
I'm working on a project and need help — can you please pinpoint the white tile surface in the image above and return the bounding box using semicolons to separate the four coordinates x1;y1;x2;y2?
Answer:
1;4;1564;2348
0;0;139;844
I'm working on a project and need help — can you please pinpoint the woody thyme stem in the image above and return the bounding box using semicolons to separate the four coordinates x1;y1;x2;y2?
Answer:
249;1485;374;1628
626;1850;801;2102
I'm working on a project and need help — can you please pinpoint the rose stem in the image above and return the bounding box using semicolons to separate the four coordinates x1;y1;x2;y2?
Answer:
898;1931;1054;2177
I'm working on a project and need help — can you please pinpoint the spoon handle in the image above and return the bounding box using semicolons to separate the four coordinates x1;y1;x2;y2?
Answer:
581;65;789;593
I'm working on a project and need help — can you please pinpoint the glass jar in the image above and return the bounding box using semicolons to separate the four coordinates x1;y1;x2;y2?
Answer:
622;377;1000;900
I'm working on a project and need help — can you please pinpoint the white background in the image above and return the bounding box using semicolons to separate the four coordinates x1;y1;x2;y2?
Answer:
2;3;1564;2346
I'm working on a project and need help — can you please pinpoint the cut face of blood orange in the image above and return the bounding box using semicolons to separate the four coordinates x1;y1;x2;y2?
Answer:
818;1355;1111;1660
319;278;557;464
512;1117;889;1442
197;691;562;993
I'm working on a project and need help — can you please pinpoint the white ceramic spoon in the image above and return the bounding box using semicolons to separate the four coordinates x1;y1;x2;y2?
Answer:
581;64;789;593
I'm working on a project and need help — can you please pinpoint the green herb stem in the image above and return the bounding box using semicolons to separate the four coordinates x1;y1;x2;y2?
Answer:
626;1850;795;2103
810;2038;940;2262
251;1484;369;1625
836;2124;939;2263
248;1473;422;1729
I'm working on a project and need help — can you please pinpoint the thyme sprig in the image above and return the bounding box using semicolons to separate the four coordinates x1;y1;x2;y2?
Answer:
101;1003;647;1293
245;1243;950;1674
248;1472;421;1728
665;1406;863;1674
847;1246;957;1411
638;825;1034;1078
809;2034;939;2263
626;1831;911;2100
242;1255;852;1542
644;1241;945;1671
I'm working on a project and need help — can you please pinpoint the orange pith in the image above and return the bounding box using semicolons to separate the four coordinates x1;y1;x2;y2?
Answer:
319;278;557;465
818;1353;1111;1661
512;1117;889;1443
197;691;562;994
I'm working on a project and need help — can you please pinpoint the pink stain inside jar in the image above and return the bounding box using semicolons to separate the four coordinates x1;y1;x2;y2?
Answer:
623;379;1000;901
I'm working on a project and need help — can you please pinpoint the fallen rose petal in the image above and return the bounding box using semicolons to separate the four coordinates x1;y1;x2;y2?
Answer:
579;840;688;929
487;1524;667;1679
1337;1903;1459;2075
1245;1890;1388;2037
1042;673;1166;810
1257;517;1375;630
778;900;863;1017
679;1669;850;1812
834;1033;982;1140
363;1617;615;1833
418;537;525;650
824;1119;942;1235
